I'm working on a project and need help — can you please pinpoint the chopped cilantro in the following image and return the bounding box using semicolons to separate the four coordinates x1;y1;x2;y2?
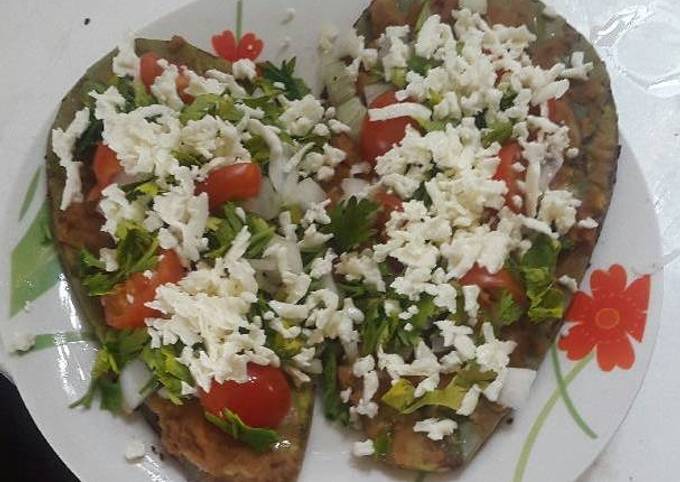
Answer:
204;203;274;260
373;430;392;458
179;94;243;124
140;344;193;405
70;328;150;412
520;235;566;322
496;289;524;326
482;120;513;147
80;222;159;296
321;342;350;425
321;196;379;253
205;409;280;452
260;58;310;100
381;363;496;414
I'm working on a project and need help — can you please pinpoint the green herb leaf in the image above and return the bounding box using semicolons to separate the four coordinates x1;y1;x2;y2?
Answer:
322;196;379;252
180;94;243;124
71;329;151;412
205;203;274;260
415;0;432;33
407;56;436;76
373;430;392;458
321;341;350;425
520;235;566;323
205;409;280;453
382;378;417;412
500;90;518;111
382;364;496;415
482;120;513;147
80;221;159;296
141;344;193;404
496;289;524;326
261;58;310;100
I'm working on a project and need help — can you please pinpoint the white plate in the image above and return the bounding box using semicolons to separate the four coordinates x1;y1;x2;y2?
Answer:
0;1;665;482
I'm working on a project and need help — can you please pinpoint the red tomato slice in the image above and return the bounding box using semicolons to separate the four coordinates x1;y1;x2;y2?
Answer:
174;70;194;104
87;143;122;202
93;143;121;186
139;52;193;103
360;90;417;164
374;189;403;228
101;250;184;330
140;52;164;90
460;265;525;304
200;364;292;429
196;163;262;212
494;141;524;213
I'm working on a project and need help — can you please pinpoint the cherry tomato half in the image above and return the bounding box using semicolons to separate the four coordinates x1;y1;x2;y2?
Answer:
140;52;165;90
102;250;184;330
139;52;193;103
460;265;525;304
200;364;292;429
360;90;417;164
494;141;524;213
374;189;403;228
196;163;262;212
87;143;122;202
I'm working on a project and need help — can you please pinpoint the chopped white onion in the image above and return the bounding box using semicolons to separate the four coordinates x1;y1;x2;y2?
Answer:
498;368;537;409
268;154;287;193
119;359;153;413
539;157;564;191
321;273;339;294
341;178;370;199
292;178;327;208
247;257;278;272
363;82;391;106
243;178;282;220
369;103;432;122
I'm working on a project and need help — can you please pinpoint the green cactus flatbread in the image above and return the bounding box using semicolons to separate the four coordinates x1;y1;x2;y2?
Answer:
320;0;618;472
46;37;314;482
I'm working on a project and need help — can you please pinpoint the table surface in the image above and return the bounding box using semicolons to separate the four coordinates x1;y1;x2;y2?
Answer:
1;1;679;481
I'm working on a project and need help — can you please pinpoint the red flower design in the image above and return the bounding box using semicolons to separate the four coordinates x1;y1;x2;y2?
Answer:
558;264;651;371
212;30;264;62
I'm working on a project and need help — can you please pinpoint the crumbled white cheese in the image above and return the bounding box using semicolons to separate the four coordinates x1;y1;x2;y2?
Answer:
232;59;257;81
462;284;481;325
147;228;278;390
309;249;337;279
457;384;482;416
578;217;599;229
282;7;296;24
352;439;375;457
558;275;579;292
336;252;386;292
369;103;432;122
460;0;488;14
124;439;146;461
280;95;325;136
475;323;517;373
151;60;184;110
538;190;582;234
112;34;140;79
413;418;458;440
99;248;119;272
562;51;594;80
52;108;91;209
543;5;558;18
7;332;36;353
99;184;146;238
152;188;210;263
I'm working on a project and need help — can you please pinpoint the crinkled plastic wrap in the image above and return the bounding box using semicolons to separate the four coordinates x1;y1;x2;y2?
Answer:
551;0;680;256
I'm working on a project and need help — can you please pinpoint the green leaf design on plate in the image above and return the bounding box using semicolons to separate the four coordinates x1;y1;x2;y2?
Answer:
10;201;62;316
19;167;42;221
18;331;96;354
